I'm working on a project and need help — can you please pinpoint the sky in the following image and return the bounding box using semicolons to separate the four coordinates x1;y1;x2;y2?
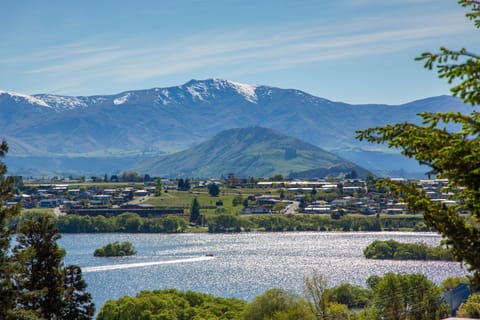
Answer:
1;0;478;105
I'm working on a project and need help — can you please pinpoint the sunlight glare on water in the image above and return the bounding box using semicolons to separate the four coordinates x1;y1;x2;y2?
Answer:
58;232;467;309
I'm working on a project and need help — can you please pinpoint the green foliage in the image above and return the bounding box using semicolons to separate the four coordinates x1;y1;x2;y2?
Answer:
190;197;201;224
11;213;94;319
208;183;221;197
177;178;191;191
155;177;162;196
357;1;480;286
0;141;22;316
96;288;247;320
441;276;470;290
94;241;136;257
363;239;452;261
0;142;94;318
63;265;95;320
328;283;371;309
370;273;443;320
243;288;314;320
57;213;187;233
207;213;243;232
13;214;65;318
456;293;480;318
304;271;329;320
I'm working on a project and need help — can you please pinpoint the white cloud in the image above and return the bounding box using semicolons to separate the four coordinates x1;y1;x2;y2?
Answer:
2;7;474;95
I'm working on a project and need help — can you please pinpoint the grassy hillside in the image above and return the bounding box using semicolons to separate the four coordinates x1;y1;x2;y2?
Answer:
134;127;369;178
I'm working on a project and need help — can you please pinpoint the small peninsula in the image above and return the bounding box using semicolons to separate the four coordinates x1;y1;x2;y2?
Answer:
363;239;453;261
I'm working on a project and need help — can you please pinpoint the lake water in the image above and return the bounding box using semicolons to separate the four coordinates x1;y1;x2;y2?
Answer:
58;232;468;310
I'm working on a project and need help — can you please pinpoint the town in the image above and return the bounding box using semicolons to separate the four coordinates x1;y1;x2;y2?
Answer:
8;173;456;220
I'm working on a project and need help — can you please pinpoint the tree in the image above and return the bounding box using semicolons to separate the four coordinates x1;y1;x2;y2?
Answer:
304;271;329;320
62;265;95;320
456;293;480;318
207;214;242;233
13;214;67;319
190;197;200;224
208;183;220;197
243;288;299;320
328;283;371;309
155;177;162;196
11;213;94;319
0;141;22;317
177;178;185;191
357;1;480;286
0;142;93;319
120;171;142;182
369;273;443;320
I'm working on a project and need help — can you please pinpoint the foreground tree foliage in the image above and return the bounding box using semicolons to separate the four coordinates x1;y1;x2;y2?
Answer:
12;214;95;319
0;141;22;318
97;289;247;320
0;141;94;319
368;273;446;320
96;272;450;320
456;293;480;318
357;0;480;286
243;288;315;320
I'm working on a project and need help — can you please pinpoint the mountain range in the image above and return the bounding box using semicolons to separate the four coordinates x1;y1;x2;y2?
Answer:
0;79;471;177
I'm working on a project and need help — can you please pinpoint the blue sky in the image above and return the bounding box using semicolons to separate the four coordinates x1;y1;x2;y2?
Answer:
1;0;478;104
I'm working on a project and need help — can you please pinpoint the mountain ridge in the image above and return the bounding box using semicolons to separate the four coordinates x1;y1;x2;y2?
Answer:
0;78;471;177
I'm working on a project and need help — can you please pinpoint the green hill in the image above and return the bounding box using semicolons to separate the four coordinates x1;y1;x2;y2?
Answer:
134;127;369;178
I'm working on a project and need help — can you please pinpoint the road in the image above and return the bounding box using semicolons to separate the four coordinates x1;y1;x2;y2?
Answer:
283;201;299;215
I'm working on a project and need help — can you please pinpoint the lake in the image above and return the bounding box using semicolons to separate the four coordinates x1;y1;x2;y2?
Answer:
58;232;468;310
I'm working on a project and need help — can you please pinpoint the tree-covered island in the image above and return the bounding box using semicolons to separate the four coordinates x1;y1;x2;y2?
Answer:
93;241;137;257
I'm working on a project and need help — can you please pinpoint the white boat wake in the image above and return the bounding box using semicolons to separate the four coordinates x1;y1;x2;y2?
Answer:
82;256;214;273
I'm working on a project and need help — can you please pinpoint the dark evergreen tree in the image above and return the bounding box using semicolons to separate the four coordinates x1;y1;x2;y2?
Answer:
155;177;162;196
177;178;185;191
190;197;200;224
0;141;22;318
13;214;66;319
184;178;191;191
208;184;220;197
62;265;95;319
12;214;94;319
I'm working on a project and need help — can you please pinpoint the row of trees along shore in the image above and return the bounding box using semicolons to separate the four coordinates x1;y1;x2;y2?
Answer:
26;211;427;233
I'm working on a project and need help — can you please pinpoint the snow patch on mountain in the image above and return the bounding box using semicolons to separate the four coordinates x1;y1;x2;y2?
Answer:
186;82;210;101
226;80;257;103
114;93;132;105
155;89;171;105
0;90;50;108
34;94;88;110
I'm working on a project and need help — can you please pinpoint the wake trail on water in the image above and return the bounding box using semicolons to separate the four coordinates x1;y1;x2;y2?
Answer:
82;256;214;273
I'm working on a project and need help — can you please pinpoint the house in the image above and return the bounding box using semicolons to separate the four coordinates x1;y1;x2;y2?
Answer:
39;199;59;208
441;283;471;317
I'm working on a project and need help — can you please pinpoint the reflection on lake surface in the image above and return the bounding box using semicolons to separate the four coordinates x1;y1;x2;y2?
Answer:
58;232;468;309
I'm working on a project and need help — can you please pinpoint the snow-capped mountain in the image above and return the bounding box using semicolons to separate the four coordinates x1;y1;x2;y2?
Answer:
0;79;471;177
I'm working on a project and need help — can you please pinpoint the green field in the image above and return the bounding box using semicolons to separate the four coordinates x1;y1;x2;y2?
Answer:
145;187;281;215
